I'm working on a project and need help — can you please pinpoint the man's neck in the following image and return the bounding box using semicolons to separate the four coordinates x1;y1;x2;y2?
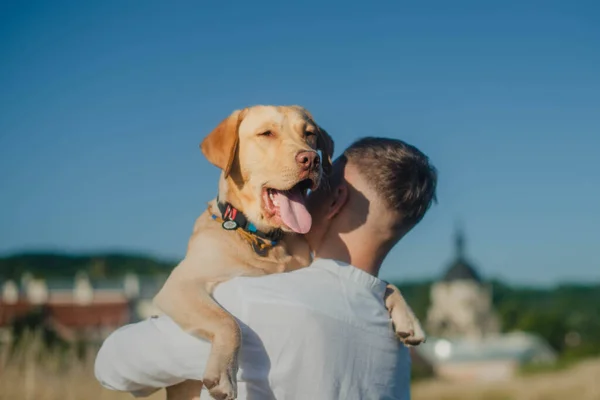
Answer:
314;234;383;277
348;250;383;277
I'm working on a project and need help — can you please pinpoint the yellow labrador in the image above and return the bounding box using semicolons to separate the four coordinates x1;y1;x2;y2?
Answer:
154;105;425;400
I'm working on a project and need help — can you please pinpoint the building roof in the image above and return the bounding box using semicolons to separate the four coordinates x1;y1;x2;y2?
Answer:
48;302;130;328
443;259;482;283
441;227;482;283
416;332;557;365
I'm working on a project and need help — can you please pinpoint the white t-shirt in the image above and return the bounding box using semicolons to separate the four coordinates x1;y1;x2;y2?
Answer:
95;258;411;399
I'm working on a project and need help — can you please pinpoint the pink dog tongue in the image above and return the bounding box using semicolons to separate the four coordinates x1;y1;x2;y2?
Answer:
274;189;312;234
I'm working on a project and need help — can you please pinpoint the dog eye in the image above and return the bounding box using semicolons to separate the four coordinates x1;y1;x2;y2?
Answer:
259;130;272;137
305;131;316;137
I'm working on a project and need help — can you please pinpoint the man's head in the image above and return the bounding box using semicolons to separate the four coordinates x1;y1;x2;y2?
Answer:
306;137;437;274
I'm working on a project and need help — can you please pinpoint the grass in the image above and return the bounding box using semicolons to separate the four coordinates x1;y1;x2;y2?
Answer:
0;331;162;400
2;331;599;400
412;357;600;400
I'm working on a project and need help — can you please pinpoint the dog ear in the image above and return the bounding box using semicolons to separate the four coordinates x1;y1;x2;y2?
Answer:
316;125;334;175
200;109;246;178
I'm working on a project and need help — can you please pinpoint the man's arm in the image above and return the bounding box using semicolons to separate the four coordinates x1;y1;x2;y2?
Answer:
94;280;244;395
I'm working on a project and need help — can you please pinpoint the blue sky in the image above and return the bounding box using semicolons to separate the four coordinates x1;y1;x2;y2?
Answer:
1;0;598;285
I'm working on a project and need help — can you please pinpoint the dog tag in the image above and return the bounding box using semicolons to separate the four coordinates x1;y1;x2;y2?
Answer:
222;220;238;230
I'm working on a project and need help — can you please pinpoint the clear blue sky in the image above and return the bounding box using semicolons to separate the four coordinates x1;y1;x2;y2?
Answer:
1;0;598;285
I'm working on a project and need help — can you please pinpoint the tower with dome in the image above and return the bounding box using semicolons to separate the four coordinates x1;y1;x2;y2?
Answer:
426;227;501;340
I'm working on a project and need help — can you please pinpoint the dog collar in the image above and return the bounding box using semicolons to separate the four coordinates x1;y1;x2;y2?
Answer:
210;198;283;256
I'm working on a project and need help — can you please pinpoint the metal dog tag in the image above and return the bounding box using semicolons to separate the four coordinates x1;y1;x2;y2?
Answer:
222;220;238;230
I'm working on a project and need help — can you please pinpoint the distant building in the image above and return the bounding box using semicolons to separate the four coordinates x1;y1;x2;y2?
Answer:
417;227;556;382
0;271;167;344
0;298;131;343
426;228;500;339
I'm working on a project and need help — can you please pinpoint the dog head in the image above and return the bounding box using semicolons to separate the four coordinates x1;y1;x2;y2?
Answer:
201;105;334;235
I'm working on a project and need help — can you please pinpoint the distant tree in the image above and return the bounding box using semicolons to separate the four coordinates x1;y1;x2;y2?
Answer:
0;252;175;280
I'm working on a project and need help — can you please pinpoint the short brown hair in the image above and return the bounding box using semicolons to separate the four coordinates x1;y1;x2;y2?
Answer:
343;137;438;228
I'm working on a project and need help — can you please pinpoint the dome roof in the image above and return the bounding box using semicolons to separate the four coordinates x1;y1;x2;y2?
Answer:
441;227;482;283
443;258;482;282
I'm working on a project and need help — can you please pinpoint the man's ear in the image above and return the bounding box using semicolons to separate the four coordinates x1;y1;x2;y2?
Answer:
200;109;247;177
316;126;335;176
326;183;348;220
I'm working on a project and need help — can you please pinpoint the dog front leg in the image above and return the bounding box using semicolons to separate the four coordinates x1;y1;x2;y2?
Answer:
154;271;241;400
384;283;426;346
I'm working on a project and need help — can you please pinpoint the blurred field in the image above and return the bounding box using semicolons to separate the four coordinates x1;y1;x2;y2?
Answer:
412;359;600;400
1;333;599;400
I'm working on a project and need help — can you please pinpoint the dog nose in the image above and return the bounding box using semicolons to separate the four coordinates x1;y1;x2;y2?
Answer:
296;151;320;170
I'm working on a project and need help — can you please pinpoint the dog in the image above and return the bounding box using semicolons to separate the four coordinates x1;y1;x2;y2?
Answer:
153;105;425;400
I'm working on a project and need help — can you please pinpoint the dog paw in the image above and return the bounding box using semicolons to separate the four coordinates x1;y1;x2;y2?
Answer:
203;368;237;400
385;284;427;347
393;313;426;347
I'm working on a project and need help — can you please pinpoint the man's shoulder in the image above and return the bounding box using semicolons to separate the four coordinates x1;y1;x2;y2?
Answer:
215;259;384;307
211;266;331;324
217;265;324;301
213;259;397;340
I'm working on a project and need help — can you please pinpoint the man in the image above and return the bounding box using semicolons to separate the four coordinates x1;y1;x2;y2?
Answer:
95;137;438;400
